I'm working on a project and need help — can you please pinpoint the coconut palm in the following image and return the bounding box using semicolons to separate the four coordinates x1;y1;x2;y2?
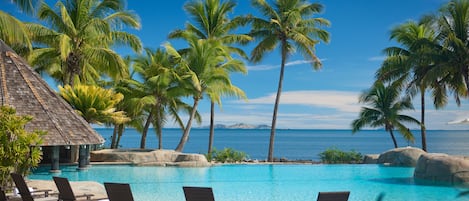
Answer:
132;47;197;149
376;18;443;152
435;0;469;98
247;0;330;161
26;0;142;86
169;0;249;155
351;82;421;148
167;33;239;152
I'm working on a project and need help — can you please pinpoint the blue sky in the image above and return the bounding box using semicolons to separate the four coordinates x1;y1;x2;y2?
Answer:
2;0;469;130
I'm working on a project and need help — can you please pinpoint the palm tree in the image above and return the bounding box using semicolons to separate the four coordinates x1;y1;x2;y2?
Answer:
169;0;249;155
26;0;142;86
351;82;421;148
0;0;40;50
376;18;442;152
167;33;237;152
132;47;195;149
435;0;469;98
247;0;330;161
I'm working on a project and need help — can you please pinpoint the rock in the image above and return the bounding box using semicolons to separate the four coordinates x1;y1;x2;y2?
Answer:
363;154;379;164
414;153;469;186
90;149;211;167
377;147;426;167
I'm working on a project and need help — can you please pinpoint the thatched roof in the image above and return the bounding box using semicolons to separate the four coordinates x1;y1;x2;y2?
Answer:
0;40;104;146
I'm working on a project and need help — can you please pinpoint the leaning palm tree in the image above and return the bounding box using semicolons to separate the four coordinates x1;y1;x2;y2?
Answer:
167;33;236;152
132;47;195;149
247;0;330;161
26;0;142;86
169;0;249;155
376;18;442;152
351;82;421;148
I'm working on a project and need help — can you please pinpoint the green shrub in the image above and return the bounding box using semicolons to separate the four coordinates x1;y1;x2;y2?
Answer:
205;147;248;163
319;147;362;164
0;106;44;189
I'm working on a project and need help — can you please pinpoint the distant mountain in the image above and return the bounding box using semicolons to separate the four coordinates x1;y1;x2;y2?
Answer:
200;123;270;129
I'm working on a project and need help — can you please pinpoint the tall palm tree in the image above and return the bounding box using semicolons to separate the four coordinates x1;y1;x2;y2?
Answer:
167;33;238;152
436;0;469;98
26;0;142;86
376;18;442;152
351;82;421;148
132;47;195;149
247;0;330;161
169;0;249;155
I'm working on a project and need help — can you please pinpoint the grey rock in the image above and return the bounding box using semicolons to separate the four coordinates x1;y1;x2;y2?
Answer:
414;153;469;186
363;154;379;164
377;147;426;167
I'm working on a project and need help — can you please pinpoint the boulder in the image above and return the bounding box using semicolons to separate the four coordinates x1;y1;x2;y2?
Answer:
377;147;426;167
414;153;469;186
363;154;379;164
90;149;211;167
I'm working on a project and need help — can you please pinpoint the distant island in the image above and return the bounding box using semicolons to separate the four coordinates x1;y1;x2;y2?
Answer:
199;123;270;129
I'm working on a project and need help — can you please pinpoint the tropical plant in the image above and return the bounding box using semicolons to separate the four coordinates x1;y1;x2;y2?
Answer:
434;0;469;99
131;47;196;149
166;32;238;152
376;18;442;152
206;147;247;163
0;0;40;50
351;82;421;148
0;106;44;189
59;84;129;125
247;0;330;162
319;147;362;164
26;0;142;86
169;0;249;155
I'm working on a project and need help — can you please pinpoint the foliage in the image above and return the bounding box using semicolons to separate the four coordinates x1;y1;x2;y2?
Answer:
319;147;362;164
205;147;247;163
247;0;330;162
59;84;129;125
351;82;420;148
0;106;44;189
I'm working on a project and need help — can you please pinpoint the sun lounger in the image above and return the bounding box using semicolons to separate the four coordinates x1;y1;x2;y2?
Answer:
10;173;56;201
182;186;215;201
53;176;104;201
317;191;350;201
0;187;8;201
103;183;134;201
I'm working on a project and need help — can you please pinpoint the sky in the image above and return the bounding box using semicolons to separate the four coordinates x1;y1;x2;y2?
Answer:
2;0;469;130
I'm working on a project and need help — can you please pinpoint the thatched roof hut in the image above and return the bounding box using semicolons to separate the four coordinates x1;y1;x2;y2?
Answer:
0;40;104;146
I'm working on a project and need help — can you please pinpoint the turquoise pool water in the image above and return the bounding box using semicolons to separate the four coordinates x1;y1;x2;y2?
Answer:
30;164;468;201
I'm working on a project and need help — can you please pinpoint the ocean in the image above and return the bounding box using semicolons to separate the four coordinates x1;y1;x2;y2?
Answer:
96;128;469;161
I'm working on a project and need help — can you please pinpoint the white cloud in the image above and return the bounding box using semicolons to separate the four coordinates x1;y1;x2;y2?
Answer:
247;59;325;71
245;90;362;113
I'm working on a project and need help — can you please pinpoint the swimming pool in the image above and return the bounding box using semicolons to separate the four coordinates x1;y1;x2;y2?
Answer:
30;164;468;201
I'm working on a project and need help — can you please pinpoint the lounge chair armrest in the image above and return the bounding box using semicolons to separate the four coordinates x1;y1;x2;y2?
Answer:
75;193;95;200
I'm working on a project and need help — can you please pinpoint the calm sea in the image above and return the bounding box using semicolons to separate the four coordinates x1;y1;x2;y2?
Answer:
96;128;469;161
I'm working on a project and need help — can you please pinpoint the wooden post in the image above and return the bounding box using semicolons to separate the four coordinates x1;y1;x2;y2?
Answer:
77;145;88;170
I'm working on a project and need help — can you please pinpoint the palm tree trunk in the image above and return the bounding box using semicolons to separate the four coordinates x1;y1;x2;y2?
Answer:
420;89;427;152
268;41;287;162
140;111;154;149
175;97;200;152
389;129;398;148
110;125;118;149
157;125;163;150
208;101;215;155
116;124;124;148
